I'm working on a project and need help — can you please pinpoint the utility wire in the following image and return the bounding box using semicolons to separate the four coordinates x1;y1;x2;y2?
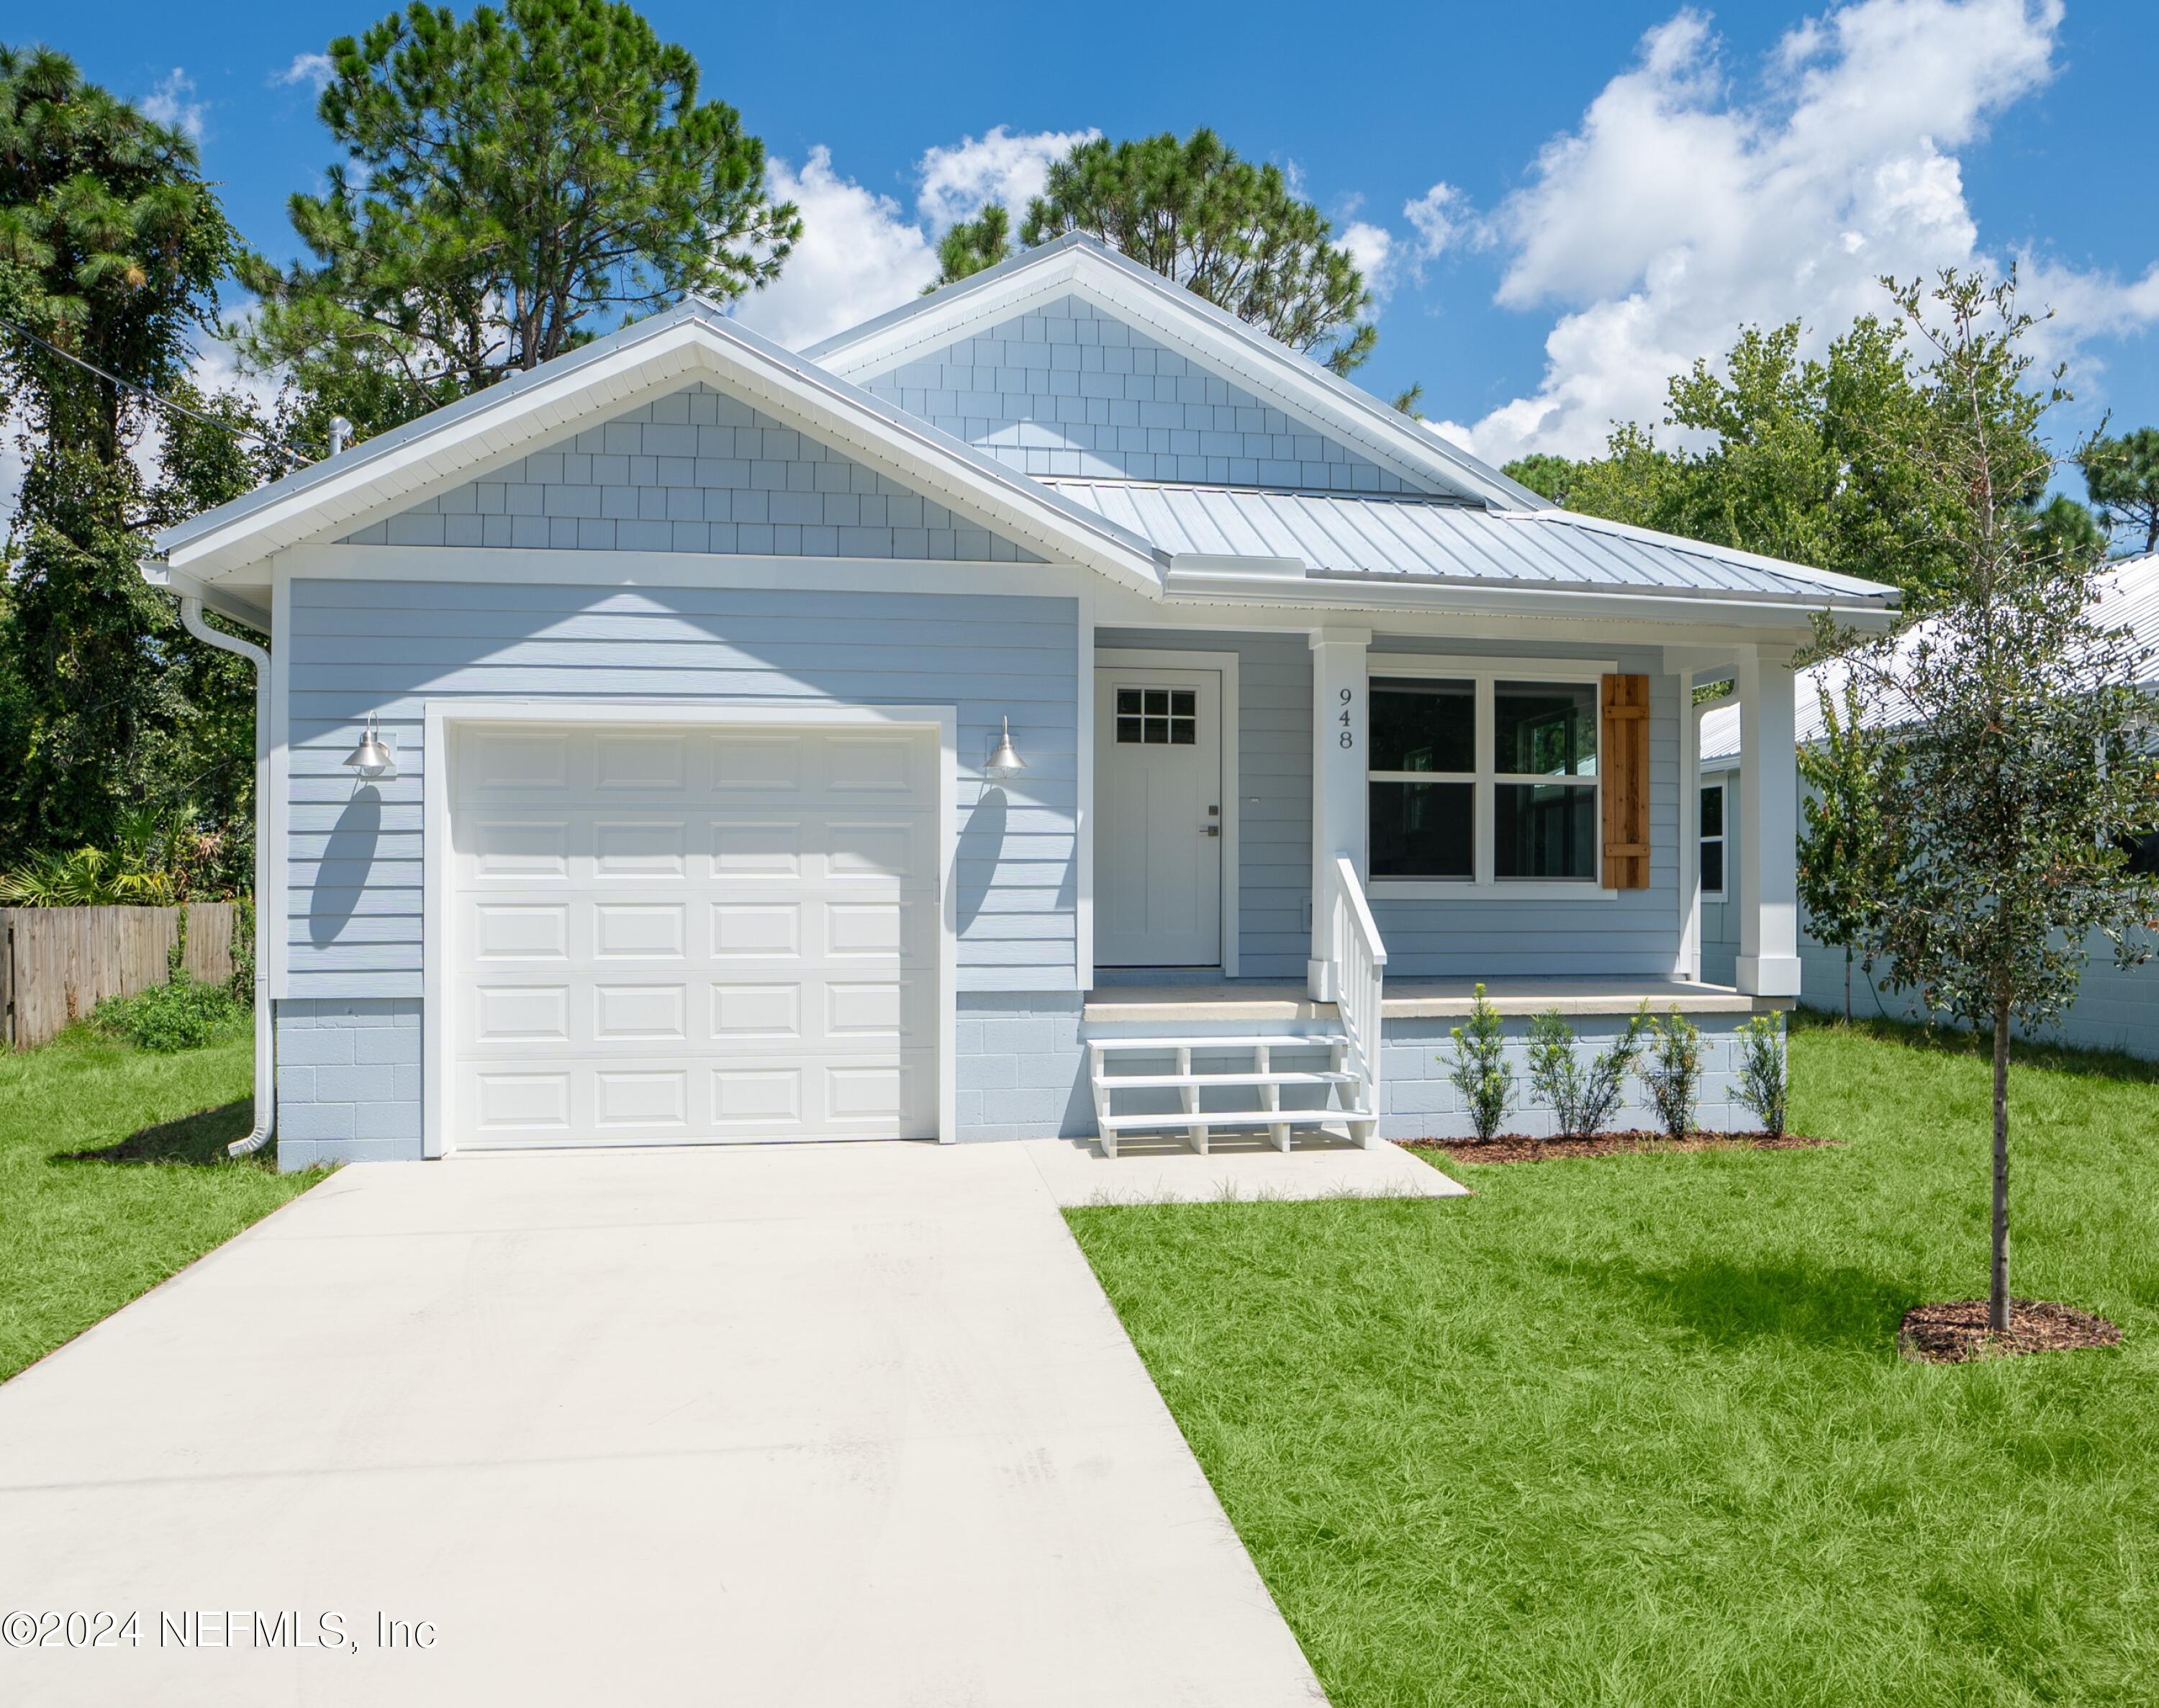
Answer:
0;315;314;468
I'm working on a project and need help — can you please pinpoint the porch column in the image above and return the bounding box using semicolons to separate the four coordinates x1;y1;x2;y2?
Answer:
1308;627;1371;996
1734;642;1801;996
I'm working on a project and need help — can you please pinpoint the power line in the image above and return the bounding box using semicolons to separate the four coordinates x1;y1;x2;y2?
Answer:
0;315;314;468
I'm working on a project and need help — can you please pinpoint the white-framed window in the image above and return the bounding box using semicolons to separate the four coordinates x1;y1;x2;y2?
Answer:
1366;657;1608;894
1699;779;1726;899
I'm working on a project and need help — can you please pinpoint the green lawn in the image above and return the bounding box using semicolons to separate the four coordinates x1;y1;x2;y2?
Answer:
0;1022;321;1382
1067;1016;2159;1707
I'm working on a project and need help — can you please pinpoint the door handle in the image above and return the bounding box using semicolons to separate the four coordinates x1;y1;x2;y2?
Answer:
1202;825;1221;837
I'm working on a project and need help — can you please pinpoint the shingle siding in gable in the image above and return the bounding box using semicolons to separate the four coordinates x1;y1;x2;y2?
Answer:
861;294;1421;494
340;383;1042;562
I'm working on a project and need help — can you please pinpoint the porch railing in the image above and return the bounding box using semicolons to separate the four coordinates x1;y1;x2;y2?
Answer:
1325;855;1387;1146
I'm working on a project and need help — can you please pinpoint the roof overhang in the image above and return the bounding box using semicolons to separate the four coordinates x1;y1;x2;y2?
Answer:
804;234;1554;512
154;299;1169;599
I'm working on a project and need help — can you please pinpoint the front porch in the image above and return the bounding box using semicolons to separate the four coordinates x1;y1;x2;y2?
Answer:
1084;974;1780;1025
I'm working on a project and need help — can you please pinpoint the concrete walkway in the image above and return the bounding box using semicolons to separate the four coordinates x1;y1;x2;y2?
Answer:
0;1139;1458;1704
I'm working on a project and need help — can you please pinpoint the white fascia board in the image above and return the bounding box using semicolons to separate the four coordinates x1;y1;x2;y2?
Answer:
158;308;1168;599
808;237;1547;511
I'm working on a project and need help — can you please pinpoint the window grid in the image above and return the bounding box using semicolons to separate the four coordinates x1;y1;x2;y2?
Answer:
1114;685;1198;747
1367;669;1606;887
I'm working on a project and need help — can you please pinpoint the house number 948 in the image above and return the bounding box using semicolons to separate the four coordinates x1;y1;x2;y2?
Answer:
1338;686;1354;749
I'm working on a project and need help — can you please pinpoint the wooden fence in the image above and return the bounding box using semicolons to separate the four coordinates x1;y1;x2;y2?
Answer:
1;901;242;1051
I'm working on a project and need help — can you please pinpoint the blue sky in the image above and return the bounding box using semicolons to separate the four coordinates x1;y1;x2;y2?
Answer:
13;0;2159;473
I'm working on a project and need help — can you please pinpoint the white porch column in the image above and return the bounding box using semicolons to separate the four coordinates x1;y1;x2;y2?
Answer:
1734;643;1802;996
1308;627;1371;996
1678;677;1704;981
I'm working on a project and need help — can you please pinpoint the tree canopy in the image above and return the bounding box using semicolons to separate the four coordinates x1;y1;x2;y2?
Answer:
2081;426;2159;556
927;129;1376;376
235;0;801;441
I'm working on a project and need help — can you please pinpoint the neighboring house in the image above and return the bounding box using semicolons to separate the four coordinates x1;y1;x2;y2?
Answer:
151;235;1898;1167
1701;553;2159;1055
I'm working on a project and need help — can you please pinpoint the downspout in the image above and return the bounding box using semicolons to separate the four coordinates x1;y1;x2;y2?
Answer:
178;594;276;1160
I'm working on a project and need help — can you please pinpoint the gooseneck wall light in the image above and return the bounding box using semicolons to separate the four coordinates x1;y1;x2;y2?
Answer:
986;717;1026;778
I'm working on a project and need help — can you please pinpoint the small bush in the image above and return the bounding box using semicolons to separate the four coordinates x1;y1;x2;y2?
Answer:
92;976;245;1053
1447;983;1515;1140
1736;1012;1789;1136
1642;1009;1703;1140
1526;1007;1647;1139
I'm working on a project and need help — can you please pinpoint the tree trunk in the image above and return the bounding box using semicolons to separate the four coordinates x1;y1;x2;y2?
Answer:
1990;999;2011;1333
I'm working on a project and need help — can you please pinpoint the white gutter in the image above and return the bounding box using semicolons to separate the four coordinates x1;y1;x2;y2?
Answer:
177;594;276;1160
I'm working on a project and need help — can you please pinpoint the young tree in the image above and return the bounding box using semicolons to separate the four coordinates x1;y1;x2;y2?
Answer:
1018;130;1375;375
1796;677;1904;1020
2080;427;2159;555
0;45;247;862
1839;269;2159;1334
237;0;801;439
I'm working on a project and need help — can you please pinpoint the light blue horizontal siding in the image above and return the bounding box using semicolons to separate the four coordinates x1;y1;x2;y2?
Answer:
284;580;1079;997
343;382;1041;563
1097;627;1313;978
1367;638;1683;979
861;294;1424;494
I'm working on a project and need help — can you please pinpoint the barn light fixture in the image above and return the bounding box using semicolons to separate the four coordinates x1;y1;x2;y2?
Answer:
986;717;1026;777
343;714;397;780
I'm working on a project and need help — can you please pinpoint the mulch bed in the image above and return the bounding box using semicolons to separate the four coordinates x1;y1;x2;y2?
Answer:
1897;1298;2123;1364
1403;1130;1839;1165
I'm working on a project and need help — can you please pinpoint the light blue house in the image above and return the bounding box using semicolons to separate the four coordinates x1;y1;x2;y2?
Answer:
152;237;1898;1166
1701;553;2159;1055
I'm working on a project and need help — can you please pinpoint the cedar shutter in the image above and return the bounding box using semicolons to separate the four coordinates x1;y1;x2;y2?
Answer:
1601;673;1650;889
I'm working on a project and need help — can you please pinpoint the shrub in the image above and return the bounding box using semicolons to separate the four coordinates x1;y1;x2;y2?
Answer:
1642;1009;1703;1140
1526;1007;1647;1139
1735;1012;1789;1137
92;976;245;1053
1447;983;1514;1141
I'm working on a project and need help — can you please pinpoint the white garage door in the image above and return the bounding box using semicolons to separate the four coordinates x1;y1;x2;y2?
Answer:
448;721;938;1148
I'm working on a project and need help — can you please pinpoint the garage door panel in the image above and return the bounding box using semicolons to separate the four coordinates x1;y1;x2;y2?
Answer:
452;722;938;1147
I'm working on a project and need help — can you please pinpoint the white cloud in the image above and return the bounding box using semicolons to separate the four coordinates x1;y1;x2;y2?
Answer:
275;53;335;92
1449;0;2159;465
141;69;206;141
1341;222;1396;301
916;125;1098;234
1403;182;1480;267
735;130;1097;351
732;147;941;350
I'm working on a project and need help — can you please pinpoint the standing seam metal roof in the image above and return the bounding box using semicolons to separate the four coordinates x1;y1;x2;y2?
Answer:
1041;479;1898;604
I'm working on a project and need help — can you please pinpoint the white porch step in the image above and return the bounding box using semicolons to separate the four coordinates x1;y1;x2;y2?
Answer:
1087;1034;1343;1053
1097;1108;1377;1132
1093;1070;1355;1090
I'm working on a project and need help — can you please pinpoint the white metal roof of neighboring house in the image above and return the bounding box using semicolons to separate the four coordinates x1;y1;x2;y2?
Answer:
1045;478;1903;608
1700;553;2159;764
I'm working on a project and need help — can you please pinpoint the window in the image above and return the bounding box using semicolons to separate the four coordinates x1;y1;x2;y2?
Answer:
1367;669;1602;885
1115;686;1196;745
1699;781;1726;898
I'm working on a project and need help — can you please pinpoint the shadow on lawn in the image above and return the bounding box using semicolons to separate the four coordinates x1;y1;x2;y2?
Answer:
1574;1254;1918;1352
53;1099;257;1167
1793;1007;2159;1086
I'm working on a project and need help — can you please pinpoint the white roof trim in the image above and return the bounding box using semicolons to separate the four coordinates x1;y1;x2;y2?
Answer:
802;234;1551;512
155;297;1169;595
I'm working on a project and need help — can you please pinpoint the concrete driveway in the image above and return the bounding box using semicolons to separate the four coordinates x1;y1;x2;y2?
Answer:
0;1140;1446;1705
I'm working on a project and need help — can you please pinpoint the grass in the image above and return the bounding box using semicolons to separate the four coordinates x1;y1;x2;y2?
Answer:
0;1019;321;1382
1067;1012;2159;1706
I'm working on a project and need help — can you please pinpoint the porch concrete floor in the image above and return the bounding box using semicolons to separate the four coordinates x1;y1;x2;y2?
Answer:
1084;974;1773;1022
0;1141;1334;1707
1026;1132;1470;1207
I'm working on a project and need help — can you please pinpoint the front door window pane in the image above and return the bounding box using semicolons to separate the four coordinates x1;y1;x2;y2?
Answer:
1370;781;1474;878
1494;782;1596;879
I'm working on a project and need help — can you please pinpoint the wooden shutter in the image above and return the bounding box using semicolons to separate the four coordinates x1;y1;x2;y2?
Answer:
1601;674;1650;889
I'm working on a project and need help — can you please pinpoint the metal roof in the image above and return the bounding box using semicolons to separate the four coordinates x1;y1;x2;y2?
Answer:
1042;479;1900;609
1701;553;2159;763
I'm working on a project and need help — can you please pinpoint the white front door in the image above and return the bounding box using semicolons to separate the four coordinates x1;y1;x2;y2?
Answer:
1095;668;1223;967
448;721;938;1148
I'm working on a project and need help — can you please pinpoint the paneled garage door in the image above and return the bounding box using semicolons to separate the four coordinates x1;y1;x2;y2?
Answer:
448;721;938;1148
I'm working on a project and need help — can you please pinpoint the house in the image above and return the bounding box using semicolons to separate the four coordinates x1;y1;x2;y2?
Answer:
150;235;1900;1167
1700;553;2159;1055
